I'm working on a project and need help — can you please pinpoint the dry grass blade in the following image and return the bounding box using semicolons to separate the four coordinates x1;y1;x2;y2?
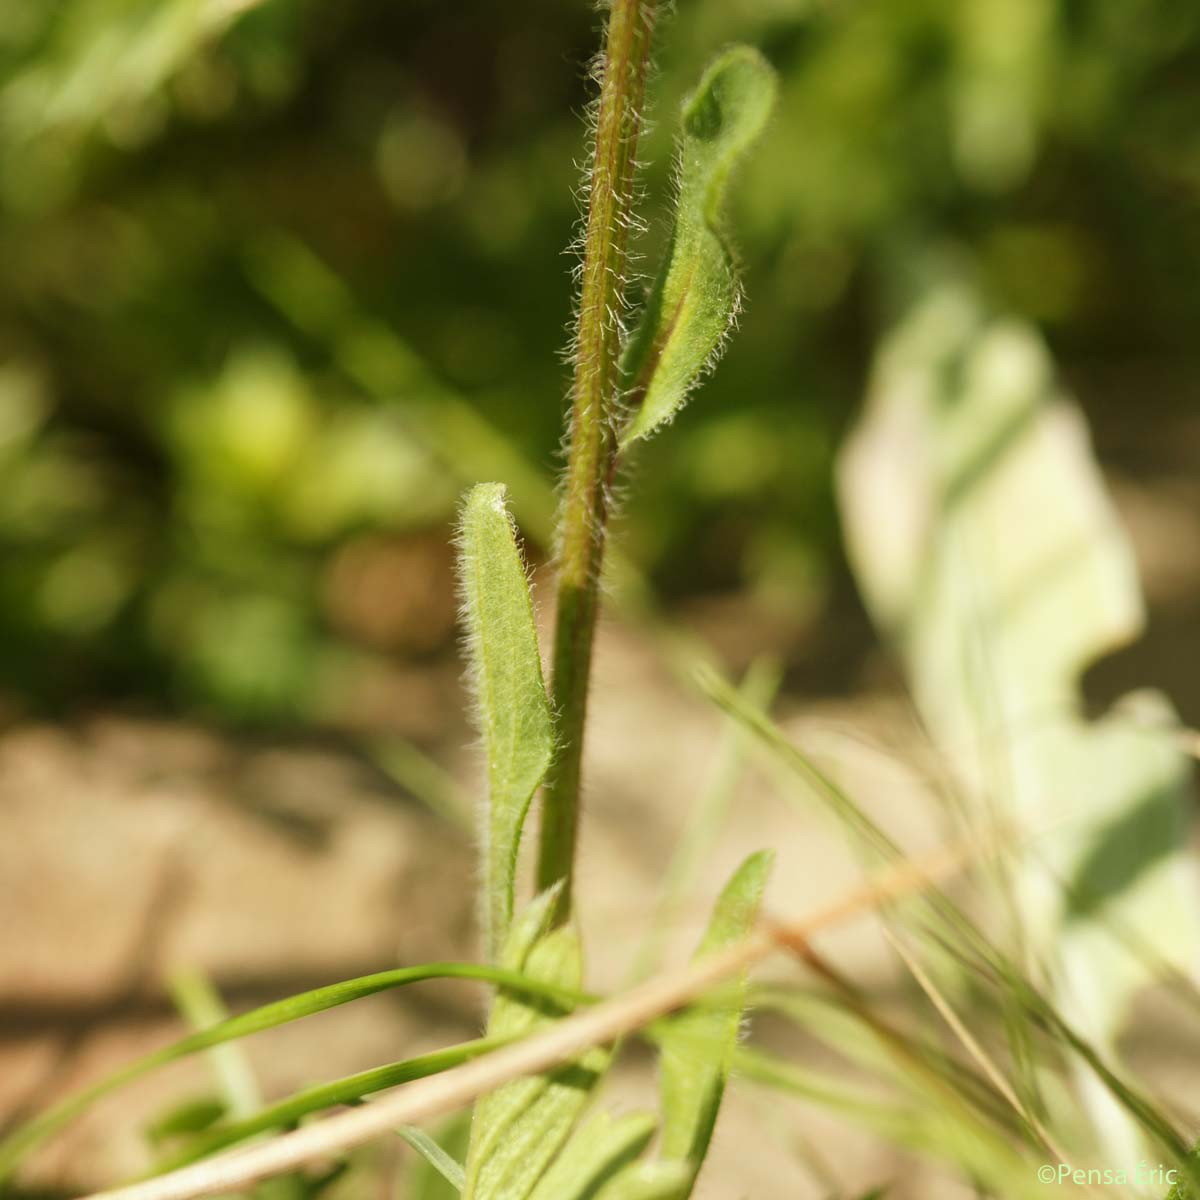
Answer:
880;928;1068;1165
80;836;989;1200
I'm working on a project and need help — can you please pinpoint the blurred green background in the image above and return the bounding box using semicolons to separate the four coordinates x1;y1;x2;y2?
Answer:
2;0;1198;726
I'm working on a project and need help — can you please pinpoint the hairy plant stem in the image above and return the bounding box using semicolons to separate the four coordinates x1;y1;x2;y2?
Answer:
537;0;657;904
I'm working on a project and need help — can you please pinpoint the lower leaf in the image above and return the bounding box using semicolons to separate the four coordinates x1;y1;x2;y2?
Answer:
462;889;608;1200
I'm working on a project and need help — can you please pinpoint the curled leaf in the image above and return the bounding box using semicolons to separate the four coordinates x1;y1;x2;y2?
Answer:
620;46;777;447
658;851;773;1192
457;482;556;960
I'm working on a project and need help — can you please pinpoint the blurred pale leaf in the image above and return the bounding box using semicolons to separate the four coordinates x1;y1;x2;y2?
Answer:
837;277;1200;1155
0;0;269;148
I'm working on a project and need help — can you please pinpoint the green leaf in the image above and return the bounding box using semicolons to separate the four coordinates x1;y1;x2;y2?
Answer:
1168;1147;1200;1200
153;1037;508;1171
527;1111;657;1200
0;960;584;1181
594;1163;693;1200
658;851;773;1192
463;889;608;1200
144;1098;227;1147
397;1125;466;1194
619;46;777;448
457;482;556;960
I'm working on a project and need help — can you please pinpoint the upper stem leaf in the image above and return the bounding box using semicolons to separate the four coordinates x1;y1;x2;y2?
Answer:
619;45;777;448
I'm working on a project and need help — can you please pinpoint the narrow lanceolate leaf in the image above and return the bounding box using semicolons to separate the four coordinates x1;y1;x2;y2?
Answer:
463;888;608;1200
526;1111;656;1200
658;851;773;1192
457;482;556;960
0;960;580;1181
619;46;777;447
153;1038;508;1171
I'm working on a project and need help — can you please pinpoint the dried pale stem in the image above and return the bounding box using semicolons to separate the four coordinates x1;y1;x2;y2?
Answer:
537;0;657;903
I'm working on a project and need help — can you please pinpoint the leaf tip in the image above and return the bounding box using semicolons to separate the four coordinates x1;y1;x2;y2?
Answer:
682;45;779;151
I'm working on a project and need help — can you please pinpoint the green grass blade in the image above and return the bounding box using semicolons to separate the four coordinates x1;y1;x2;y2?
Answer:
408;1113;472;1200
396;1125;466;1195
749;987;1017;1138
168;967;262;1121
143;1099;227;1148
694;662;901;862
695;662;1002;969
658;850;772;1192
244;231;559;549
463;889;608;1200
151;1037;508;1172
635;657;781;981
697;665;1199;1190
733;1046;909;1127
737;1043;1043;1199
0;960;586;1182
457;482;556;961
619;46;777;448
367;735;474;832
